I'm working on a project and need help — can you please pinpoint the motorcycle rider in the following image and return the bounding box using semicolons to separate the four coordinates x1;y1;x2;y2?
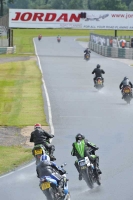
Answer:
37;154;67;197
30;123;56;161
119;77;133;99
57;35;61;40
92;64;105;87
84;48;91;59
38;34;42;40
71;133;102;180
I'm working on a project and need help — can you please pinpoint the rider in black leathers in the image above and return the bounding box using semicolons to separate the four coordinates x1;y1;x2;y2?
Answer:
119;77;133;99
84;48;91;59
30;123;56;160
92;64;105;87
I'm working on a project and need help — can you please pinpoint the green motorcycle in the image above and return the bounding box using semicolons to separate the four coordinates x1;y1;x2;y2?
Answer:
75;141;101;188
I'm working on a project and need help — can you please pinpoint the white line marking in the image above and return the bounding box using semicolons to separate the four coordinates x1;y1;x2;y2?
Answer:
0;162;35;179
0;38;54;179
33;38;54;135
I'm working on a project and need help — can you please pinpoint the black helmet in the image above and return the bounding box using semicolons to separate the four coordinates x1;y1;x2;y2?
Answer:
97;64;100;68
124;76;128;80
75;133;83;141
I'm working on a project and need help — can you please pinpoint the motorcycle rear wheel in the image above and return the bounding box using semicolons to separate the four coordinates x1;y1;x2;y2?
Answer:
43;188;55;200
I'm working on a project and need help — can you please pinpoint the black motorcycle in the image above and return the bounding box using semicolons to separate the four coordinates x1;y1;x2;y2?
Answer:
32;138;52;164
32;144;47;165
40;163;70;200
95;77;104;90
84;53;90;61
78;156;101;189
122;86;132;104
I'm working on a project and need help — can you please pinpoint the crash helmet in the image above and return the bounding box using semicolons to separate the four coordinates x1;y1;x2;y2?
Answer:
124;76;128;80
40;154;50;162
75;133;83;142
34;123;41;129
97;64;100;68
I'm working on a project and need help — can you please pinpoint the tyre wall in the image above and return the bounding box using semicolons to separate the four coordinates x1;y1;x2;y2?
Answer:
89;41;133;59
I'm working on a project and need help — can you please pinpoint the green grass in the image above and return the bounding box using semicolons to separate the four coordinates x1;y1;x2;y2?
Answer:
0;29;133;56
13;29;133;54
0;59;47;127
0;146;33;175
76;38;89;42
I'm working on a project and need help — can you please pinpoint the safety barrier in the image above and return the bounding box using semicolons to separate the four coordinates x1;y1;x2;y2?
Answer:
0;46;16;54
89;41;133;59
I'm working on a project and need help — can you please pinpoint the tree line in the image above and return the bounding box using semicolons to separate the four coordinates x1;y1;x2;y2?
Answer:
1;0;133;16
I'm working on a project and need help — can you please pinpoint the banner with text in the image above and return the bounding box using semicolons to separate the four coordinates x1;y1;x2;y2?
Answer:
9;9;133;30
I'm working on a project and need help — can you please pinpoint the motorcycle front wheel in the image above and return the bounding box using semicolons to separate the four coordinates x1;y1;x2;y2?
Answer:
82;167;94;189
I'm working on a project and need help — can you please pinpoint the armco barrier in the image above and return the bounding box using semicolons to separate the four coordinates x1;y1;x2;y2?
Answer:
89;41;133;59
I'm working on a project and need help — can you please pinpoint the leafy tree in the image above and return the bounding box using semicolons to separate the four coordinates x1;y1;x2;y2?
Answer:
122;0;131;6
129;0;133;9
68;0;83;9
0;0;14;16
89;0;127;10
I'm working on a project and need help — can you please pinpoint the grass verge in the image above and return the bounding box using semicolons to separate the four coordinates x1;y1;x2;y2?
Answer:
0;59;47;127
0;146;33;175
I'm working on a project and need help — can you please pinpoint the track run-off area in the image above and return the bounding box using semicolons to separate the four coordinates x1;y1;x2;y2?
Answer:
0;37;133;200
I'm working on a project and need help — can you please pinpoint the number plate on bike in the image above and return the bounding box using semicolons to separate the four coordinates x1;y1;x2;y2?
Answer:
81;166;87;169
34;149;42;155
79;161;86;167
124;89;130;93
41;182;50;190
98;80;102;84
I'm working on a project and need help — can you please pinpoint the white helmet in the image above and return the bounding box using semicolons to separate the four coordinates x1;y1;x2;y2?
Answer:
40;154;50;162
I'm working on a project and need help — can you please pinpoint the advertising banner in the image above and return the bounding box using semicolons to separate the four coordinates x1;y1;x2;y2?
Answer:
9;9;133;30
90;33;118;47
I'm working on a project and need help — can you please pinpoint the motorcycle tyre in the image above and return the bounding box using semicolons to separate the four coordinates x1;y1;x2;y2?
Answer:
82;167;94;189
43;188;55;200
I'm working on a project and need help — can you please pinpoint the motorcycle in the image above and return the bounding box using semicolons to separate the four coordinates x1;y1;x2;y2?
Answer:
40;164;70;200
38;35;42;41
32;137;53;164
84;53;90;61
57;38;61;43
95;77;104;90
32;144;47;165
122;86;132;104
78;155;101;189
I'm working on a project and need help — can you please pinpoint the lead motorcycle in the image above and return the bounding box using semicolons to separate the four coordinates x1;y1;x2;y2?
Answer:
95;77;104;90
40;164;70;200
121;86;132;104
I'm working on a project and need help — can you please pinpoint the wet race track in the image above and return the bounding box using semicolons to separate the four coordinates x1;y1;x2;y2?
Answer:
1;37;133;200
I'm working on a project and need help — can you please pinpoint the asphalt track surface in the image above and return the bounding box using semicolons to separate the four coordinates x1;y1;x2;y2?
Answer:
1;37;133;200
